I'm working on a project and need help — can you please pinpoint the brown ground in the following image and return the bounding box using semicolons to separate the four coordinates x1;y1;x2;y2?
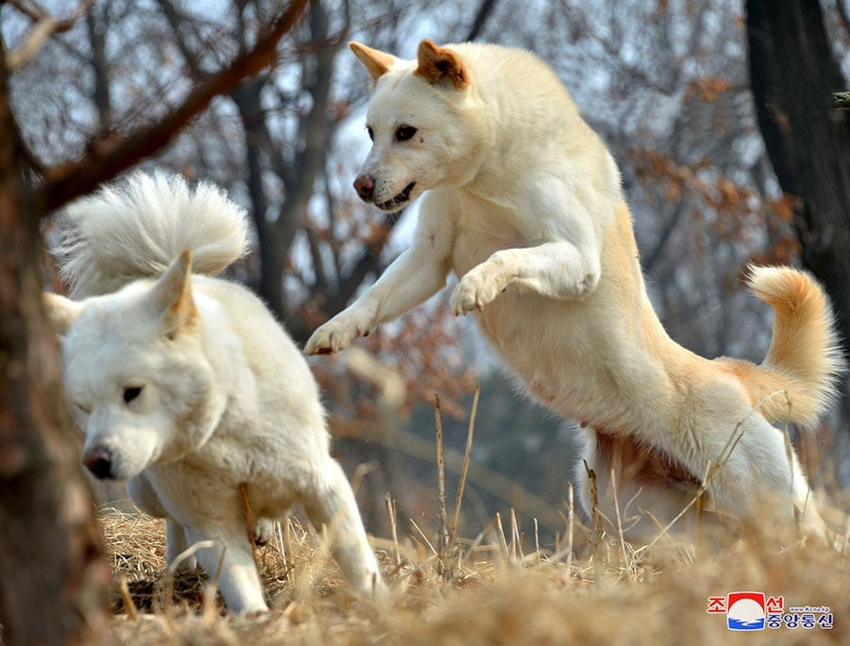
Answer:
97;496;849;645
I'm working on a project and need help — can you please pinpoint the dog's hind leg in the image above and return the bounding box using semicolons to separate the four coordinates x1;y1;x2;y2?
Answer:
301;457;385;596
701;413;826;541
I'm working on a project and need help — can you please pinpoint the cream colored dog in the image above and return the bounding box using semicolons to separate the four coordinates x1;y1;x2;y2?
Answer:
306;39;842;540
47;173;384;614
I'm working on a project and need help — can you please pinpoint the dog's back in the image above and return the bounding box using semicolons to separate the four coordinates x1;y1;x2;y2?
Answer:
53;172;248;298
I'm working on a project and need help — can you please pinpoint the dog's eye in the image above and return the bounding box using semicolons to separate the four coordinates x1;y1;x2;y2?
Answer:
74;402;91;415
123;386;143;404
395;125;417;142
366;125;374;141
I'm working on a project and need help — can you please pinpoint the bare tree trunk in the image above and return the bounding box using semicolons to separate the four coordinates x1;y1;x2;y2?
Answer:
276;0;339;265
0;57;110;646
233;76;288;318
746;0;850;425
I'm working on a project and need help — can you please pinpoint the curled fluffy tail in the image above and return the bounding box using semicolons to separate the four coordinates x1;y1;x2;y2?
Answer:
728;265;843;428
53;172;248;298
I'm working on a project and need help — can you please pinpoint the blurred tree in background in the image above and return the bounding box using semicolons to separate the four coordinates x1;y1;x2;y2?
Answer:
0;1;309;642
747;0;850;459
3;1;850;639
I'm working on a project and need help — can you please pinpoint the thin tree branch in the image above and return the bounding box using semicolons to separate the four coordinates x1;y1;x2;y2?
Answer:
85;6;112;130
465;0;499;41
156;0;202;78
323;210;400;316
323;171;342;278
37;0;309;214
305;227;329;292
5;0;94;71
641;203;686;274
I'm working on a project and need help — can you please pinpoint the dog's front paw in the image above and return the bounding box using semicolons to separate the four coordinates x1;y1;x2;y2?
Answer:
451;263;508;315
304;312;374;355
252;518;275;546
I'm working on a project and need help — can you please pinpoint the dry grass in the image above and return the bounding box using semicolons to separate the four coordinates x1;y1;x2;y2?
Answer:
97;492;849;645
93;394;850;644
97;396;850;643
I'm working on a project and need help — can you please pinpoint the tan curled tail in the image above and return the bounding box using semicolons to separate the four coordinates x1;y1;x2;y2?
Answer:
743;265;843;428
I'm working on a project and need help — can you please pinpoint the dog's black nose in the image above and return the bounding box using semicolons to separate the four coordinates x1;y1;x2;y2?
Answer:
83;446;113;479
353;174;375;201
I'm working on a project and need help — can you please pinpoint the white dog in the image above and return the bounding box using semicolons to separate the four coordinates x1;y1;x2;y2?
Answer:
305;40;842;540
46;173;384;615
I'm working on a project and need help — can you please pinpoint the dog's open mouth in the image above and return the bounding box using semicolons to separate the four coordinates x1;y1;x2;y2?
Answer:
376;182;416;211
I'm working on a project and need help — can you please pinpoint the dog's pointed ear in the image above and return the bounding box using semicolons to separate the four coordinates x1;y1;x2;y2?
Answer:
414;39;469;90
44;292;84;336
350;41;399;82
150;249;197;339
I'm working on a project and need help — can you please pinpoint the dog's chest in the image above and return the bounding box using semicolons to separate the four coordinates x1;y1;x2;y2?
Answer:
451;204;533;277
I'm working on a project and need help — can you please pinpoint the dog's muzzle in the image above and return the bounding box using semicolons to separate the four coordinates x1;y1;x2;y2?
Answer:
353;174;416;211
375;182;416;211
83;445;115;479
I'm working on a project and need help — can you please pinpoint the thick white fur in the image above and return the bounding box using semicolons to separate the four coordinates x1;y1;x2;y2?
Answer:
47;173;384;615
306;40;842;541
54;172;249;298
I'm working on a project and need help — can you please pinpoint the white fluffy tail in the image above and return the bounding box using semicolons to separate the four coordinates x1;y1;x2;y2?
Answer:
720;265;843;429
53;172;248;298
